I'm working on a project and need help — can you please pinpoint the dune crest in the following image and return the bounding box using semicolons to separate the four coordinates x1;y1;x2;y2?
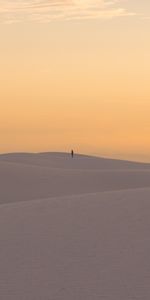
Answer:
0;152;150;299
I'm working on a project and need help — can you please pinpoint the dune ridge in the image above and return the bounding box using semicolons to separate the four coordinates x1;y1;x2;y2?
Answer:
0;152;150;299
0;152;150;204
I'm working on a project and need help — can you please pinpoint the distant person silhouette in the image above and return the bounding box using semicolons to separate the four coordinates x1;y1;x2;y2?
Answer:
71;149;74;158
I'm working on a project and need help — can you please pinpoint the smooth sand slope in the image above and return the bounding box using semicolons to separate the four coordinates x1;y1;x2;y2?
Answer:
0;152;150;204
0;152;150;299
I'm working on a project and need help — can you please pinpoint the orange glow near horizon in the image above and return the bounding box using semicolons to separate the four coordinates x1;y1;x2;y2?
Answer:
1;2;150;162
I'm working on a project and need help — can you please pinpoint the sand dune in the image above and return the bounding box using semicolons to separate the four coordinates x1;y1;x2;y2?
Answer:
0;151;150;169
0;152;150;204
1;189;150;299
0;152;150;299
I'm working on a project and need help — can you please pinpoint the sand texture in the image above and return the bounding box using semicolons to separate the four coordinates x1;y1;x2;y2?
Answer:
0;152;150;299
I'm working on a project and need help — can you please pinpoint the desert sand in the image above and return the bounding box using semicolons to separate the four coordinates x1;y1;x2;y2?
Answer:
0;152;150;299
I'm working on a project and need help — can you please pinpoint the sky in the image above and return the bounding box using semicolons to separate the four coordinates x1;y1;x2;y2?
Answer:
0;1;150;161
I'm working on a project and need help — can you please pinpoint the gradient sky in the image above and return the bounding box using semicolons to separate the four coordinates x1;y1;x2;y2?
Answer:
0;1;150;161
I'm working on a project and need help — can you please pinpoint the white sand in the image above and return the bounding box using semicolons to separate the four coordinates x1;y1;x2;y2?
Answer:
0;152;150;299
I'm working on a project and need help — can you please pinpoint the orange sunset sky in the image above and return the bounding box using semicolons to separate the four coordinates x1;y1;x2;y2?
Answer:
0;1;150;161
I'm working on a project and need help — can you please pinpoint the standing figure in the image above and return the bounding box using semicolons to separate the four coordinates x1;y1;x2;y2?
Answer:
71;149;74;158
